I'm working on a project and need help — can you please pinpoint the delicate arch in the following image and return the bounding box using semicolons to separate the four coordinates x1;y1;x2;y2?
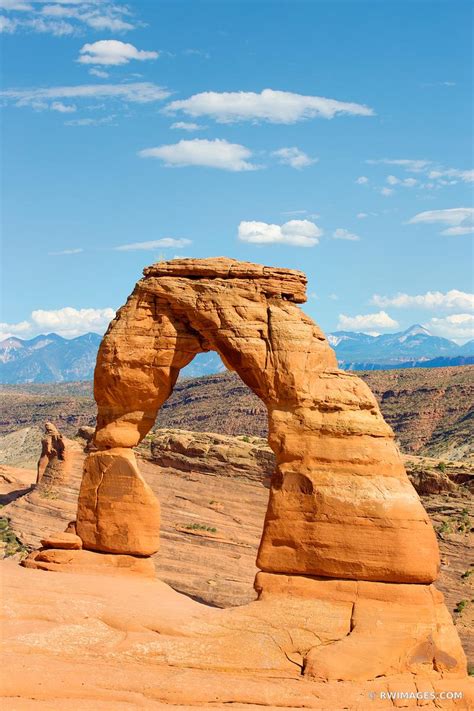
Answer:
77;258;439;583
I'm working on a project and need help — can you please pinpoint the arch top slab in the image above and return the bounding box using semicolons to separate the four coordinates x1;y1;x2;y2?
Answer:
79;257;440;583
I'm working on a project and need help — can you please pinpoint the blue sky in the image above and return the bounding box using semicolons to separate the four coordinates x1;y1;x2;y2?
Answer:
1;0;473;343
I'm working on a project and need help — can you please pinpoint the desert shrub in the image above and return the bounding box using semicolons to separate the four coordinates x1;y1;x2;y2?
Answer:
0;517;28;557
184;523;217;533
454;600;468;614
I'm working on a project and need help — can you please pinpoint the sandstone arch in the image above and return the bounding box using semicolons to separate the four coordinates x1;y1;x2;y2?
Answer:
76;257;440;584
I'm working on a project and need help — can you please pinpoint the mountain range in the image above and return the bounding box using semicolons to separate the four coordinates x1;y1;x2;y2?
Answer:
0;325;472;383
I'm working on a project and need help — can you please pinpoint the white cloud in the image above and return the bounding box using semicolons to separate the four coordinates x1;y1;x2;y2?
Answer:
238;219;322;247
78;40;158;66
0;1;136;34
356;212;368;219
272;147;317;169
1;82;170;112
170;121;205;131
423;314;474;344
427;168;474;183
0;307;116;341
88;68;109;78
408;208;474;234
386;175;418;187
356;176;369;184
65;115;115;126
0;1;33;9
380;187;394;196
367;159;431;172
442;225;474;236
115;238;191;251
366;159;473;190
0;320;31;341
50;100;76;113
372;289;474;312
0;14;18;31
48;247;84;255
332;228;360;241
139;138;259;172
337;311;399;331
165;88;374;124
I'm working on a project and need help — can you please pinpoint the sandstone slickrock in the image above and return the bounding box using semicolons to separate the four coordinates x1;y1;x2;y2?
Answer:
36;422;71;488
148;428;274;484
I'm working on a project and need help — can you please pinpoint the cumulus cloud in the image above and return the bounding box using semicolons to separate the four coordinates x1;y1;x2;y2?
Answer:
332;228;360;241
355;176;369;184
238;219;322;247
356;212;368;219
1;82;170;112
423;314;474;344
386;175;418;187
337;311;399;331
115;238;191;251
50;100;76;113
380;187;394;196
0;307;116;341
165;88;374;124
371;289;474;312
78;40;158;66
88;67;109;78
408;208;474;235
170;121;205;131
272;147;317;169
139;138;259;171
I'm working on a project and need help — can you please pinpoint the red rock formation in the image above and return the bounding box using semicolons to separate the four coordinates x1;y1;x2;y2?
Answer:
78;258;439;584
36;257;467;684
36;422;71;487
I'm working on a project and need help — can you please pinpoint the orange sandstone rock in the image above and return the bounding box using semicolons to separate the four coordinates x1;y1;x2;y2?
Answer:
36;422;71;487
76;448;160;555
40;532;82;550
79;258;439;584
22;547;156;577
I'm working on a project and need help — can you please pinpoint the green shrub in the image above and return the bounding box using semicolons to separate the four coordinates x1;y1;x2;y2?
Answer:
0;517;28;557
454;600;468;614
183;522;217;533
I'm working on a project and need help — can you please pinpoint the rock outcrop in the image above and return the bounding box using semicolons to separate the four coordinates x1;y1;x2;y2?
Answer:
79;258;439;583
148;428;274;484
36;422;71;488
32;258;467;684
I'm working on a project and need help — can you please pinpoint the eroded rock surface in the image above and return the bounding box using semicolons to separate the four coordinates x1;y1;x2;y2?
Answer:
148;428;274;484
81;258;439;585
36;422;71;488
21;257;469;688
